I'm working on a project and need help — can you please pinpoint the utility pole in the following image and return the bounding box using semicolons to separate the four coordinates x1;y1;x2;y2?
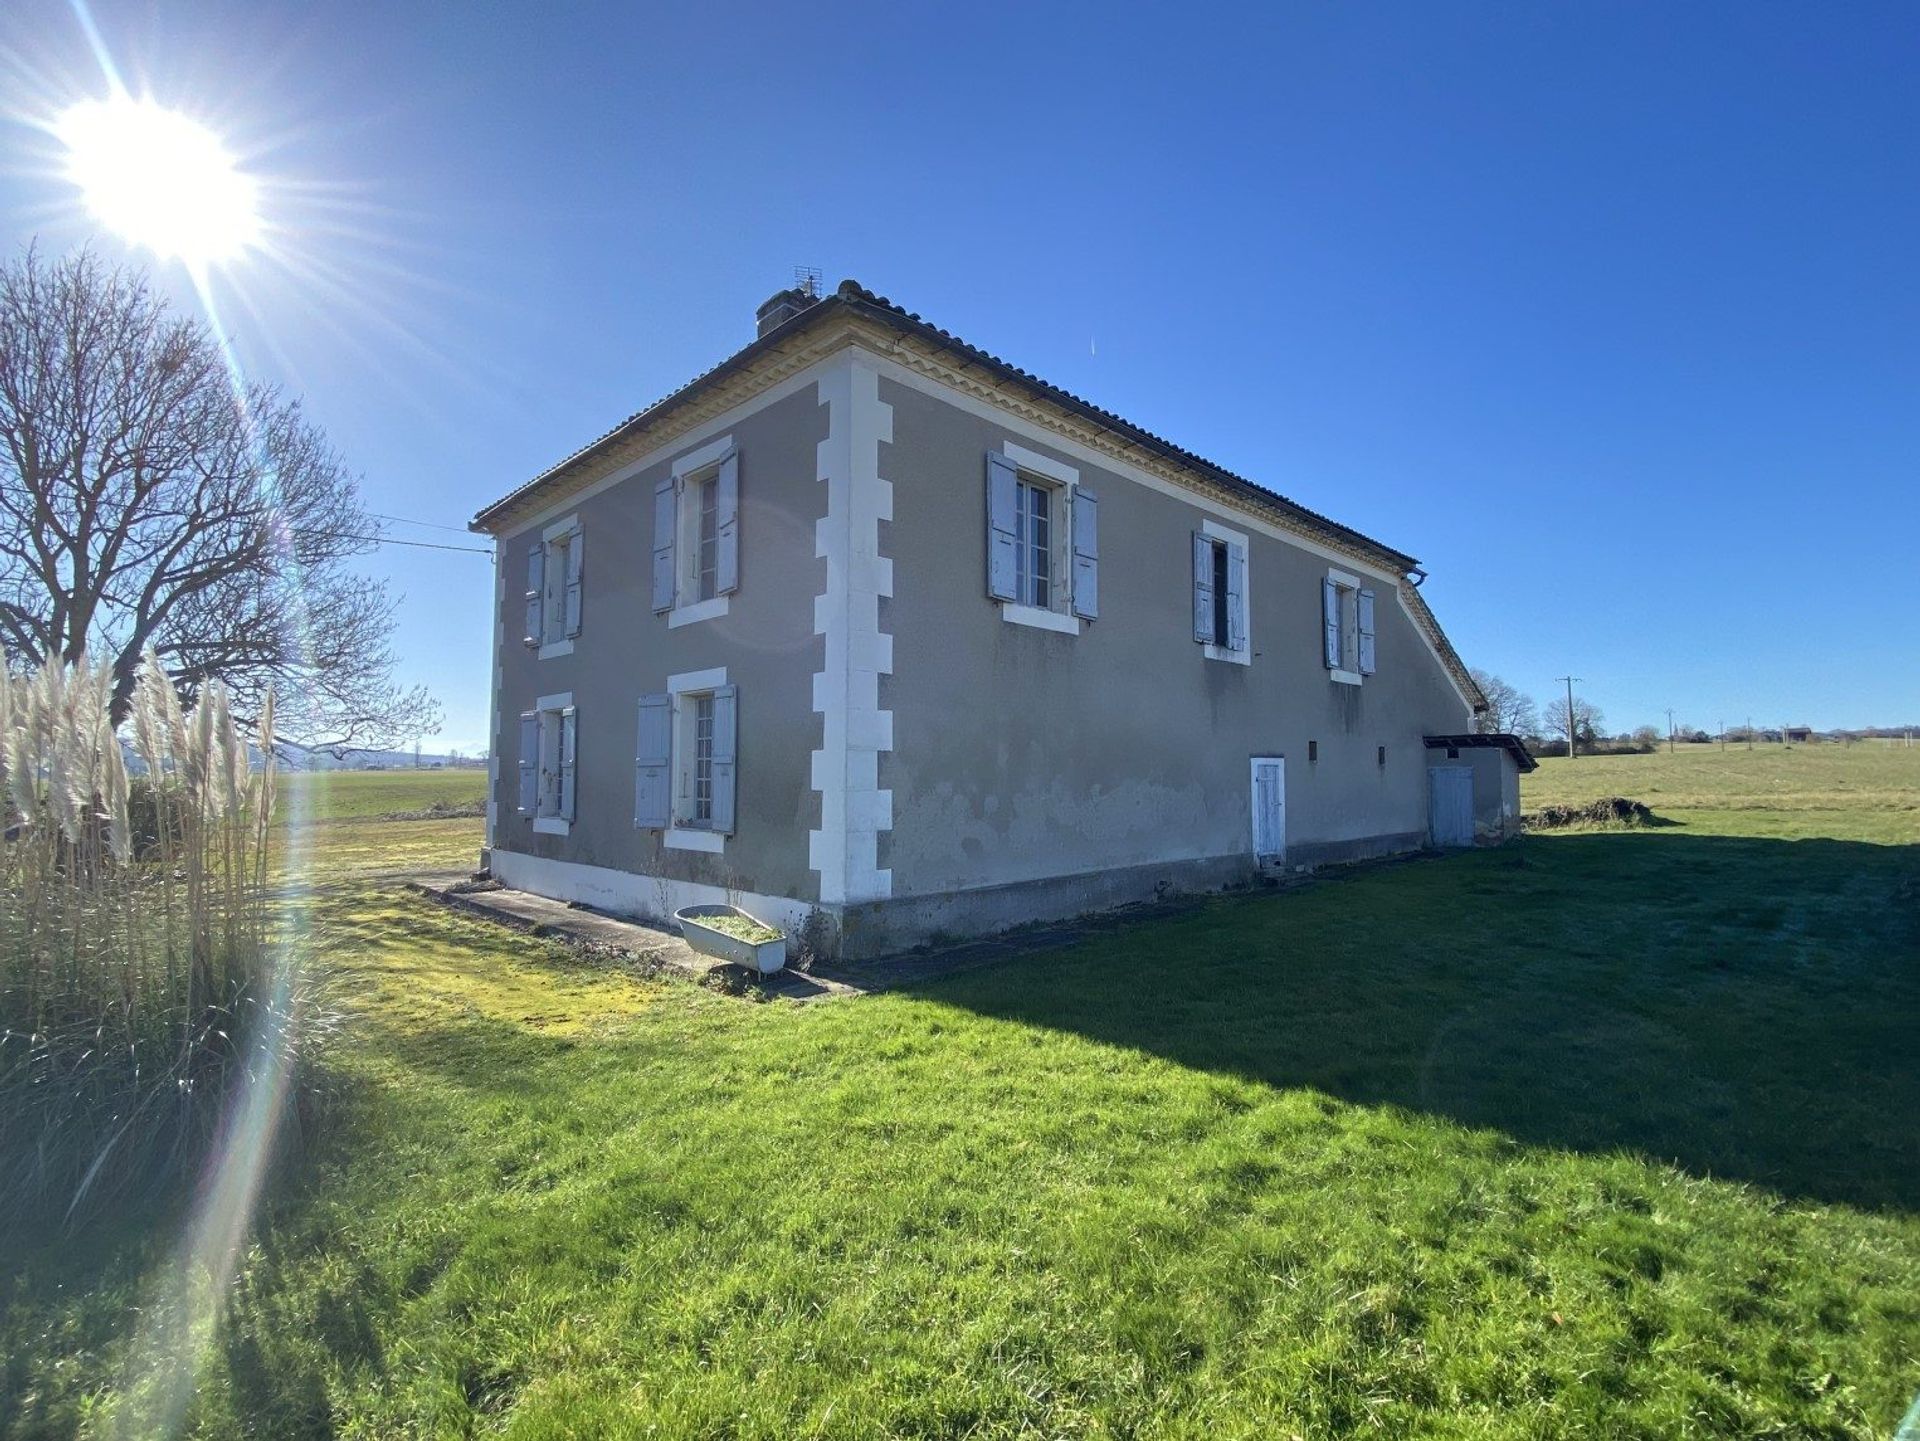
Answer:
1557;676;1583;759
1746;715;1753;751
1666;707;1676;754
1719;719;1725;753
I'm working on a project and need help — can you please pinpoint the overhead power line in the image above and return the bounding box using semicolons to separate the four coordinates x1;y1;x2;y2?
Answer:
367;512;478;535
298;531;493;555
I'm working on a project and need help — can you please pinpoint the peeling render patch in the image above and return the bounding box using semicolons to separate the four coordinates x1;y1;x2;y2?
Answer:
809;355;896;905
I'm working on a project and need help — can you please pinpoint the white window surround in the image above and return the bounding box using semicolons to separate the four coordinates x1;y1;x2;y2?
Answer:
532;690;573;835
997;442;1082;633
1201;518;1251;666
668;666;728;694
666;435;734;628
665;667;728;850
1002;441;1078;487
672;434;736;480
1327;566;1364;686
535;514;581;659
667;596;729;630
1002;602;1081;635
665;826;724;853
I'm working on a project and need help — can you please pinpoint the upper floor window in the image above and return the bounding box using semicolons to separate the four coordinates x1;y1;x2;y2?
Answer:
1322;569;1377;684
522;516;583;656
696;471;721;601
1192;521;1249;664
986;445;1097;633
1015;476;1053;608
651;436;739;625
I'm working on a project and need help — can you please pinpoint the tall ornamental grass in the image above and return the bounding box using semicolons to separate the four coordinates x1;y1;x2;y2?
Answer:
0;653;324;1225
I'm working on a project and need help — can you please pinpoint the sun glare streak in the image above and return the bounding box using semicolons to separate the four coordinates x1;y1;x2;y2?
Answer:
106;272;318;1438
54;93;261;270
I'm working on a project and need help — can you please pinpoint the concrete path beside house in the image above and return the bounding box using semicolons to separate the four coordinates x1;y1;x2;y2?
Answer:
402;873;1215;1002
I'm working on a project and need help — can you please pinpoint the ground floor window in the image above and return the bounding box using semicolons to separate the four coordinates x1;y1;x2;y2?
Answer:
635;679;738;837
517;696;576;832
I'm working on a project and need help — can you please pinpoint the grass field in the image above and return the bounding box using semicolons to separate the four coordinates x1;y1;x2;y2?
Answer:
279;768;488;823
2;756;1917;1437
1526;740;1920;843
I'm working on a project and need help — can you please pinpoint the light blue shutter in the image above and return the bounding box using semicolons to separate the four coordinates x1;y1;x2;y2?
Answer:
523;543;545;647
1070;491;1099;620
1357;588;1377;674
1225;543;1246;651
563;532;584;637
1192;533;1214;643
517;711;538;813
558;707;578;820
986;452;1018;601
715;451;740;596
634;693;671;829
710;684;737;835
1322;577;1342;669
650;476;676;613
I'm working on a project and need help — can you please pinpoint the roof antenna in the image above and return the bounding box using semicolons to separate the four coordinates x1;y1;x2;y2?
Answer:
794;265;823;299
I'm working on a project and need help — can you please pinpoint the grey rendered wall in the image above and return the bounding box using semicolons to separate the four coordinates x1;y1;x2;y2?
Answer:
1454;745;1523;840
489;383;829;904
876;374;1476;902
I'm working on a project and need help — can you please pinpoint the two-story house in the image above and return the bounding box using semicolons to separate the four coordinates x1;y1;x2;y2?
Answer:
471;281;1529;959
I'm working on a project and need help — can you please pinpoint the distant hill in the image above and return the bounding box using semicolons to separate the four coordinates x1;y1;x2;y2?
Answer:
121;741;486;775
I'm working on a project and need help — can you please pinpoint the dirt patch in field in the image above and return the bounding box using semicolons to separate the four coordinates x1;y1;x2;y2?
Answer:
378;799;486;821
1526;796;1663;829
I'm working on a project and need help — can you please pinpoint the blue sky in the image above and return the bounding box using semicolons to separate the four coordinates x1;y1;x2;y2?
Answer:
4;1;1917;748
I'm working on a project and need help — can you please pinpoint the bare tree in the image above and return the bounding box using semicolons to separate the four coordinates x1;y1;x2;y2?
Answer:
0;245;437;750
1469;668;1539;736
1545;693;1605;752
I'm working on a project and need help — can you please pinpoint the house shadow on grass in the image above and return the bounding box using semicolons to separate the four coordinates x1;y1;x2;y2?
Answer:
905;832;1920;1214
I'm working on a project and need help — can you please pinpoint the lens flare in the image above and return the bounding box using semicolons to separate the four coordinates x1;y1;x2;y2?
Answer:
55;94;261;268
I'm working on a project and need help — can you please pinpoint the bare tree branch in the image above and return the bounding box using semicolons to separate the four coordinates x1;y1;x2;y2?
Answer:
1469;669;1540;737
0;244;439;749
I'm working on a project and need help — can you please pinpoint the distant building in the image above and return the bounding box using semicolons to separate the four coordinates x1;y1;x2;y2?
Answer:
1786;726;1815;744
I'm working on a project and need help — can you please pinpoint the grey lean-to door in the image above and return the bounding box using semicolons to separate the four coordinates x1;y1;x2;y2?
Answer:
1251;757;1285;861
1428;766;1474;848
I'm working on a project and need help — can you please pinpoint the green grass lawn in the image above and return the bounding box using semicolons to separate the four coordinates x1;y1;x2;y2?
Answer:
3;754;1917;1437
279;767;488;823
1526;740;1920;843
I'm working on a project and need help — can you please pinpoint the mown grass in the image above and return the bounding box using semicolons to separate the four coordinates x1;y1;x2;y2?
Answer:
3;754;1918;1437
1526;741;1920;842
279;768;488;824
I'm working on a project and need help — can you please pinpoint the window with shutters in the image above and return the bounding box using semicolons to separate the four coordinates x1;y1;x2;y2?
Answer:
655;435;739;627
518;693;577;835
637;669;737;850
985;444;1095;634
522;515;584;658
696;474;720;601
1192;520;1250;664
1014;478;1053;609
1322;568;1377;685
692;694;715;824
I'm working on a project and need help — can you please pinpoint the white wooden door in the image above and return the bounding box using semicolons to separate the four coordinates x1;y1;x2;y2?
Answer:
1251;757;1285;862
1428;766;1474;848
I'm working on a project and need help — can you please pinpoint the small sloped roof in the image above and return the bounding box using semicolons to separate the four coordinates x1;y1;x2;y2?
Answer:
1425;733;1537;772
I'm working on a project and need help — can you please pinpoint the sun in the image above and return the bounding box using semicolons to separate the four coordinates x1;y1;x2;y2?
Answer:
55;94;261;269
